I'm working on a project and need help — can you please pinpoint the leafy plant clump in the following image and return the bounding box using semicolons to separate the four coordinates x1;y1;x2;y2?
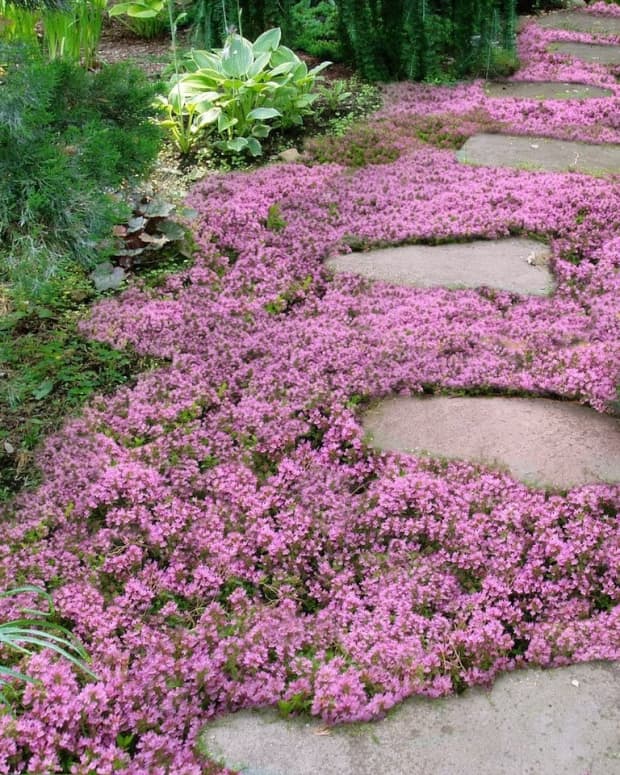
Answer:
290;0;342;60
0;47;161;301
156;27;330;155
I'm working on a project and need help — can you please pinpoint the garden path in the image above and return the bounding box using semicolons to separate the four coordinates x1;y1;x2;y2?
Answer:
204;662;620;775
456;132;620;174
327;238;553;295
207;7;620;774
548;40;620;65
3;7;620;772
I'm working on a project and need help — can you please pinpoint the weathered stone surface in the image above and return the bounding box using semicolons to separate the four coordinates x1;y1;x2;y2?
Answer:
326;238;553;295
457;133;620;175
548;41;620;65
203;662;620;775
484;80;611;99
278;148;301;163
363;396;620;489
536;10;620;36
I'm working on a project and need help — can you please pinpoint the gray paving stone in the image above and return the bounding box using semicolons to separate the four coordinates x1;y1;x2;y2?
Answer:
457;133;620;175
327;238;553;295
484;80;612;99
548;41;620;65
536;10;620;36
363;396;620;489
203;662;620;775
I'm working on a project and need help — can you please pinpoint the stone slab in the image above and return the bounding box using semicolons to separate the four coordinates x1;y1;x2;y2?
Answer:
326;238;553;295
457;133;620;175
536;11;620;36
203;662;620;775
484;80;612;99
549;41;620;65
363;396;620;489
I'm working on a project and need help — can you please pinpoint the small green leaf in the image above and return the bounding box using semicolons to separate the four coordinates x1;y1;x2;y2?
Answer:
217;112;237;132
246;137;262;156
32;379;54;400
226;137;248;153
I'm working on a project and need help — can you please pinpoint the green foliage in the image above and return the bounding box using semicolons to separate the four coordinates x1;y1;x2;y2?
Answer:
0;47;161;300
1;0;106;67
156;27;329;155
265;202;287;232
277;691;312;717
308;122;400;166
110;0;171;39
0;585;96;710
0;271;164;501
335;0;517;82
290;0;342;60
42;0;107;67
188;0;298;49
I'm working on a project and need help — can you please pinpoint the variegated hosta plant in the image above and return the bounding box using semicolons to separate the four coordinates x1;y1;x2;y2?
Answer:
155;27;330;156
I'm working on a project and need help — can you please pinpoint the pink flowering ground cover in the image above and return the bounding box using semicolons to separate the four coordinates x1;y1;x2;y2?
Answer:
1;12;619;775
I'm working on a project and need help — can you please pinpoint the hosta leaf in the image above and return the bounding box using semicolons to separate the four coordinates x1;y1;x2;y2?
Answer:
295;94;317;107
168;84;184;114
246;107;281;120
221;35;254;78
251;123;271;138
109;1;163;18
270;45;299;68
226;137;248;153
268;61;296;78
247;51;271;78
217;112;237;132
308;61;332;77
195;106;221;127
188;91;220;104
292;60;308;79
246;137;262;156
190;50;223;71
253;27;281;54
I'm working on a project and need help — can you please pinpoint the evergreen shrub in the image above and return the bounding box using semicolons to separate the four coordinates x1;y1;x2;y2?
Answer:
0;46;161;299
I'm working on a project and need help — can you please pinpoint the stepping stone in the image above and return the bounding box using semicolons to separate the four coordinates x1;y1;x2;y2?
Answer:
327;238;553;296
484;80;612;99
536;10;620;36
548;41;620;66
363;396;620;489
202;662;620;775
457;133;620;175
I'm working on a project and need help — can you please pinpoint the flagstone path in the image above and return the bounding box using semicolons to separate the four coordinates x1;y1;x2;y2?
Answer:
536;10;620;36
457;133;620;174
204;662;620;775
548;40;620;65
327;238;553;295
483;80;612;99
207;8;620;774
363;396;620;489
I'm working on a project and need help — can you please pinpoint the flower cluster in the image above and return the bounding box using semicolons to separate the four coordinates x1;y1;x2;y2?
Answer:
1;11;619;774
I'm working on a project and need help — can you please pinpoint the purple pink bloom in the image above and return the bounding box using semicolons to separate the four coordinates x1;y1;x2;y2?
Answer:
1;9;619;773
